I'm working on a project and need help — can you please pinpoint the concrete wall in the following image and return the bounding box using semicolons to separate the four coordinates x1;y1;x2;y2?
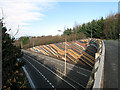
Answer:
86;39;105;89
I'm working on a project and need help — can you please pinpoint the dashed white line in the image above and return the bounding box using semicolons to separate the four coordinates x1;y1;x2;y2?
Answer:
24;54;77;89
52;85;54;88
47;80;49;83
23;57;55;88
24;51;91;73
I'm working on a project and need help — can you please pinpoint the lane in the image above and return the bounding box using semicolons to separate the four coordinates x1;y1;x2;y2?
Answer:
23;50;91;75
23;51;91;86
21;58;54;88
104;41;119;88
22;54;85;89
23;50;91;72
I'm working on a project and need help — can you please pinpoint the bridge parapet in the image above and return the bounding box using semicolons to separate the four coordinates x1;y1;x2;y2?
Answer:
86;38;105;89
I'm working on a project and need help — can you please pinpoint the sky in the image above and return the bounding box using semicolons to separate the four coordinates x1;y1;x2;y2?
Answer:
0;0;119;38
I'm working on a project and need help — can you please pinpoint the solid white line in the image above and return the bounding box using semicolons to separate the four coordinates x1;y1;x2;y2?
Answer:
23;57;55;88
67;63;91;72
60;64;63;66
51;60;55;63
55;68;85;88
76;71;88;77
67;67;73;71
24;51;91;72
24;54;77;89
22;66;36;89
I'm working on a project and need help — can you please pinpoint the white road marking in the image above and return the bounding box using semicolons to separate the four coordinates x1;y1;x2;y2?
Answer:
67;67;73;71
23;57;55;88
52;85;54;88
22;66;36;89
55;67;86;88
51;60;55;63
76;71;88;77
67;63;91;72
60;64;63;66
24;54;78;89
47;80;49;83
24;51;91;72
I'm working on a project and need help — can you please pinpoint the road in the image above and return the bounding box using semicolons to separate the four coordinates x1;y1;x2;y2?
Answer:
21;50;91;89
103;40;119;88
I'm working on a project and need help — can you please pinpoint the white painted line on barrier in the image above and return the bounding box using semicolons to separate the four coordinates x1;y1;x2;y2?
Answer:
22;66;36;89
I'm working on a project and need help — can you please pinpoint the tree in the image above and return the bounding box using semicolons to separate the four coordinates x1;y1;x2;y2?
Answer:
96;17;105;38
104;13;119;39
2;23;28;89
63;28;72;35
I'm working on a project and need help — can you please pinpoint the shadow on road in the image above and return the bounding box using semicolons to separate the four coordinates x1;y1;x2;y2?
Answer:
22;45;97;89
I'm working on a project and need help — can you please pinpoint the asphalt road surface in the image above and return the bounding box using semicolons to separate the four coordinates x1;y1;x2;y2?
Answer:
103;40;119;89
21;50;91;89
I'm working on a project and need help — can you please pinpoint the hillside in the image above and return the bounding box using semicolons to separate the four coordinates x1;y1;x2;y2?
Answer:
27;39;99;70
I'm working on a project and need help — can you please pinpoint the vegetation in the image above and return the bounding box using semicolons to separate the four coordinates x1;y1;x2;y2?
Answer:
1;20;30;89
15;13;119;49
15;33;86;49
63;13;119;39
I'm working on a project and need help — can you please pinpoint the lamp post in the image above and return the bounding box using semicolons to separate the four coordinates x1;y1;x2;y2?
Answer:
114;17;117;39
91;25;92;39
119;34;120;40
58;27;67;76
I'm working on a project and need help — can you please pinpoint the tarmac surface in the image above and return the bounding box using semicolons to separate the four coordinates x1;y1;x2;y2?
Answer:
103;40;119;89
21;50;91;89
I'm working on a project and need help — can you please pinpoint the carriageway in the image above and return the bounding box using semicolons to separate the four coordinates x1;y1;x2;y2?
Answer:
24;38;118;89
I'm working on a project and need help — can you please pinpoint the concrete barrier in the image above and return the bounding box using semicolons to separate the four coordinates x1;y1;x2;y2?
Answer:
93;40;105;89
86;39;105;89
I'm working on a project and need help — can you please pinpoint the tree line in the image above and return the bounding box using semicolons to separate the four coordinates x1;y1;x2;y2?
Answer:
15;13;120;49
64;13;119;39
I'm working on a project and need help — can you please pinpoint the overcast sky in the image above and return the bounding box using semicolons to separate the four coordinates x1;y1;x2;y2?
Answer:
0;0;118;38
